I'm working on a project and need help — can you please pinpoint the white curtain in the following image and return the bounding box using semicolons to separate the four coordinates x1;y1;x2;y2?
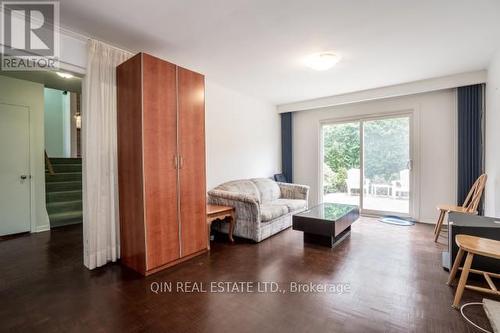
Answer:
82;39;132;269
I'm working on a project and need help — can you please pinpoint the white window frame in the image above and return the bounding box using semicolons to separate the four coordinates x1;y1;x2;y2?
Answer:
318;109;420;219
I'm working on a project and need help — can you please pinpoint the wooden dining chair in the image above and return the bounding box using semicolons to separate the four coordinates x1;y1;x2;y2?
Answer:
433;174;487;242
447;234;500;308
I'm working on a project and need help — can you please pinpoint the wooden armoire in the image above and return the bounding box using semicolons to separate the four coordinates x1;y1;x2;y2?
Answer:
116;53;207;276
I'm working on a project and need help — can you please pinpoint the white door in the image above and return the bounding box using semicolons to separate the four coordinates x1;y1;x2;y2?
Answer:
0;103;31;236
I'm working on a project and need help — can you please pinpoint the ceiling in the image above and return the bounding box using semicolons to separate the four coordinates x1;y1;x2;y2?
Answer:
60;0;500;105
0;70;82;93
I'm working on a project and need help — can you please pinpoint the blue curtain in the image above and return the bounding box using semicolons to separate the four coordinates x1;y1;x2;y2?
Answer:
281;112;293;183
457;84;484;213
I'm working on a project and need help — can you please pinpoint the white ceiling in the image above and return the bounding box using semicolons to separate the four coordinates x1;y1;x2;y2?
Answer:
0;70;82;93
60;0;500;105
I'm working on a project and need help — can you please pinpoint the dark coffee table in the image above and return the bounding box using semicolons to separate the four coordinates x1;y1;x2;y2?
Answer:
292;203;359;247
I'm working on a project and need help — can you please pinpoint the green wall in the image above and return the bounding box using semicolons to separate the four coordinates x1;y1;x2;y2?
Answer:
44;88;70;157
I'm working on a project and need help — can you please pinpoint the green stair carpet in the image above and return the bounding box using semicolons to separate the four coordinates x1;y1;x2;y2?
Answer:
45;157;83;228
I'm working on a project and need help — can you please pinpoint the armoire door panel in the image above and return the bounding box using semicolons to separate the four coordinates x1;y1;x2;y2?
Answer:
177;67;207;256
142;53;180;270
117;54;147;274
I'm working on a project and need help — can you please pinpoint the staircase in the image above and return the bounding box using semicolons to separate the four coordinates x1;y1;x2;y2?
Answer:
45;158;83;228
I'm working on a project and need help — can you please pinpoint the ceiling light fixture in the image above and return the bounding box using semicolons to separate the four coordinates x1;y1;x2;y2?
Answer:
56;72;74;79
304;52;341;71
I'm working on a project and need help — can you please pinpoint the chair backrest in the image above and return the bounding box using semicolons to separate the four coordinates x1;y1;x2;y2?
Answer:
346;168;360;188
400;169;410;188
462;173;487;213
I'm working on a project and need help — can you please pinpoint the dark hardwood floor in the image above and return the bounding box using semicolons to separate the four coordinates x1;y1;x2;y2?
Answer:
0;218;495;332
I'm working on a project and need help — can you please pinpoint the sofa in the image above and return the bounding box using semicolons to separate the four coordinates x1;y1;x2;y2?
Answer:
207;178;310;242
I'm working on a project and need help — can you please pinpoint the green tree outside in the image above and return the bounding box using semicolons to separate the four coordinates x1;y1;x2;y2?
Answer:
323;118;409;194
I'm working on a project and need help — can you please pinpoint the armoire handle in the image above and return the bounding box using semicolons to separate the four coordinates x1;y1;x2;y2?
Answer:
179;156;184;169
173;155;178;169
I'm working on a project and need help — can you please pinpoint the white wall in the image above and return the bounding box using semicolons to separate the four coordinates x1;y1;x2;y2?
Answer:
0;75;50;232
59;29;87;74
205;81;281;189
293;89;457;223
57;30;283;190
485;50;500;217
278;71;486;113
1;30;281;235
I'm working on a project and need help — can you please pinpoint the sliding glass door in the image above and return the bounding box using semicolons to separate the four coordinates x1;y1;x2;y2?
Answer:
322;121;361;207
322;115;412;215
362;117;410;214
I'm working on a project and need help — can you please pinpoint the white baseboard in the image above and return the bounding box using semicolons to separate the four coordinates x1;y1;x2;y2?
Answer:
418;218;449;226
417;218;435;225
34;224;50;233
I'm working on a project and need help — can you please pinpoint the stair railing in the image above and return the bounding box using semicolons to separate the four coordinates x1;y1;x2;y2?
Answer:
45;150;55;175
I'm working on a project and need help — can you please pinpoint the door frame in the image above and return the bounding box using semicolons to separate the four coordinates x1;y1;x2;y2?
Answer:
0;102;33;232
318;108;420;218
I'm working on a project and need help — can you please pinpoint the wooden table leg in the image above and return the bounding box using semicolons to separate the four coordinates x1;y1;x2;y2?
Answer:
447;248;464;285
452;252;474;308
228;211;235;242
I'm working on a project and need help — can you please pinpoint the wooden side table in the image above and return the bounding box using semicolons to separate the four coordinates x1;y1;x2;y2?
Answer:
207;204;235;250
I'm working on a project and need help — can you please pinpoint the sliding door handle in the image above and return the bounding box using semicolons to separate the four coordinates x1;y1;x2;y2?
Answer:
406;160;413;171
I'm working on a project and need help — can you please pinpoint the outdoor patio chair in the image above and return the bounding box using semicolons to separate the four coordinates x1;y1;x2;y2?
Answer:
391;169;410;199
346;168;370;195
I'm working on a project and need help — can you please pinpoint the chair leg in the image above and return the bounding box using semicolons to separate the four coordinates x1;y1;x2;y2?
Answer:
452;252;474;309
433;209;445;235
434;210;446;242
447;248;464;285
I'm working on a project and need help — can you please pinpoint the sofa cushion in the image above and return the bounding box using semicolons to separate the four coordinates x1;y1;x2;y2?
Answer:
260;203;288;222
214;180;261;202
251;178;281;203
271;199;307;212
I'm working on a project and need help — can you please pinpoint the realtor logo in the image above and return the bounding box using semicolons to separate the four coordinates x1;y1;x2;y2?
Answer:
1;1;60;70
